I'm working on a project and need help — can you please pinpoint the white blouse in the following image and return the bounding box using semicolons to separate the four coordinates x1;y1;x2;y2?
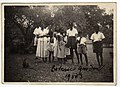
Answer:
33;27;49;41
33;27;41;35
90;32;105;42
66;27;78;36
77;37;87;45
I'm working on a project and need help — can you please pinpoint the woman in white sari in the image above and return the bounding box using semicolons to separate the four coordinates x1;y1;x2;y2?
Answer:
33;23;49;62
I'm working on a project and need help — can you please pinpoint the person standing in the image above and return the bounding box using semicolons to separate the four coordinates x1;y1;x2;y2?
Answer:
77;32;88;66
53;32;59;61
66;23;79;64
47;31;55;62
90;25;105;67
56;33;66;64
33;23;49;62
63;31;70;63
33;24;41;53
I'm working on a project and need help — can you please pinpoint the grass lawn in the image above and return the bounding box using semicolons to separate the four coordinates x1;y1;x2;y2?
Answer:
4;44;113;82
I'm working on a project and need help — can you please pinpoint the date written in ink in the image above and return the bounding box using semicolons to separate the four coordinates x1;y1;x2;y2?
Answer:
65;71;83;81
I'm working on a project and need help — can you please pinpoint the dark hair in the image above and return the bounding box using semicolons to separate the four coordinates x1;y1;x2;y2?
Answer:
57;35;61;42
94;25;99;34
35;23;40;28
68;22;73;27
82;33;87;37
49;31;53;37
78;31;82;35
94;25;99;30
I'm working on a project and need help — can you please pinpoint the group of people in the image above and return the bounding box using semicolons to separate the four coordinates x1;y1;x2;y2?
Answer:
33;23;105;67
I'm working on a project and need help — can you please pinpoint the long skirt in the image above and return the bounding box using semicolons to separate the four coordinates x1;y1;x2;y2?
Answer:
57;44;65;59
36;38;49;58
93;41;103;53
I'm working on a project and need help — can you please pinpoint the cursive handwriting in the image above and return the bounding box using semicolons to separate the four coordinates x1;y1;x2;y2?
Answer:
50;64;105;81
78;65;105;72
51;65;76;72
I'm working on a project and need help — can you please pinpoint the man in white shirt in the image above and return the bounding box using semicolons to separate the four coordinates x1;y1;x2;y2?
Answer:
66;23;79;64
90;25;105;67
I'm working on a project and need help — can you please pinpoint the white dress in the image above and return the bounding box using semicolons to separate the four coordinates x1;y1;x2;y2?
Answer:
64;36;70;57
33;27;41;46
53;33;62;58
57;41;66;58
33;27;49;58
53;37;58;57
55;35;66;58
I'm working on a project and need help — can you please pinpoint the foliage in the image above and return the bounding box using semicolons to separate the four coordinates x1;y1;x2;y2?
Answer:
4;5;113;53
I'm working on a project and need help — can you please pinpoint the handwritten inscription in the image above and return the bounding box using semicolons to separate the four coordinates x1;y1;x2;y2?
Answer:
51;64;105;81
51;65;76;72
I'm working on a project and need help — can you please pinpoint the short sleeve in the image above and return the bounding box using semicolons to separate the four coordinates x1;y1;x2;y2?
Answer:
101;33;105;39
64;36;67;42
46;29;49;34
33;28;38;35
90;34;94;40
44;28;49;35
83;37;87;42
77;37;80;40
74;28;78;35
47;37;50;42
66;30;69;36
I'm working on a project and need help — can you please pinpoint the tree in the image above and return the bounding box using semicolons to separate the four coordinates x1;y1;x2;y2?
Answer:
4;5;113;54
81;5;113;44
5;6;35;53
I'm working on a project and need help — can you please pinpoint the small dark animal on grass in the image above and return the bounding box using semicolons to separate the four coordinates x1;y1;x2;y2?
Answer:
22;58;37;71
23;58;29;68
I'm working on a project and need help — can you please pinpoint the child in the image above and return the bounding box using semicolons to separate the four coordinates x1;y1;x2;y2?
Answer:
47;31;55;62
63;32;70;63
56;33;66;64
77;32;88;66
53;32;58;60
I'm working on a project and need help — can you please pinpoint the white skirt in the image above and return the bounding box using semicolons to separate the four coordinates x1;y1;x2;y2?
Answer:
36;38;49;58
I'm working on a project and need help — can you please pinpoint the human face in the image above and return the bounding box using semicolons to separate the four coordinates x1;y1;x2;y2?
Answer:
95;28;99;33
41;23;45;28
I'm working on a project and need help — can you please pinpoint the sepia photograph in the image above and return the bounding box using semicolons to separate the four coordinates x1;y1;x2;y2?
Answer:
1;2;116;84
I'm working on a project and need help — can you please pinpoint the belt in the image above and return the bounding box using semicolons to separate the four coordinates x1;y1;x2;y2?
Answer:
37;36;47;38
